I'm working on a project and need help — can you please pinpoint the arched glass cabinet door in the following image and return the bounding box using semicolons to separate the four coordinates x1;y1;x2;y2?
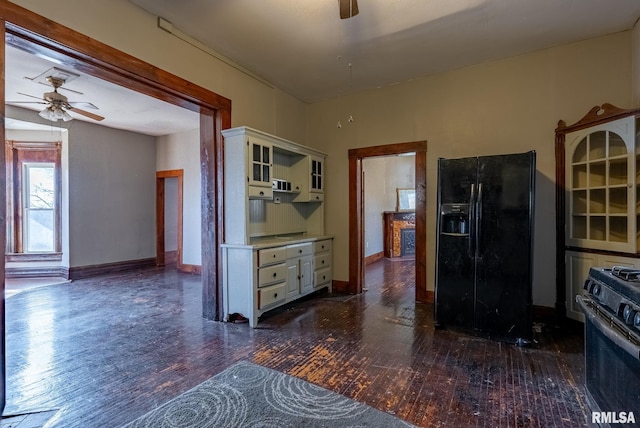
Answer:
565;115;637;253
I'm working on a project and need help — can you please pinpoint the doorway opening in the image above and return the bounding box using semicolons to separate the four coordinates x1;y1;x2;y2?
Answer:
348;141;428;302
156;170;183;270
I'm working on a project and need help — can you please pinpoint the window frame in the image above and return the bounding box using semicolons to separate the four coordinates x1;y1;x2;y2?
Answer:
5;140;62;258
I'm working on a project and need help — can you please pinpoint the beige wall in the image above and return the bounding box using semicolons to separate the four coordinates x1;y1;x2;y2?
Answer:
307;32;633;307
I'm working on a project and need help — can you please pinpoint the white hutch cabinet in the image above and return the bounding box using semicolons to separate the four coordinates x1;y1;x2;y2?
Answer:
556;104;640;321
221;127;332;327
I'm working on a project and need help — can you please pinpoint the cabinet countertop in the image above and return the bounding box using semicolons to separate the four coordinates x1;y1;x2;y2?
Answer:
221;234;334;250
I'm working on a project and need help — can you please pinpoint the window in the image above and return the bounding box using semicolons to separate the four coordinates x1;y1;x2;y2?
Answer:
5;140;62;257
23;163;56;252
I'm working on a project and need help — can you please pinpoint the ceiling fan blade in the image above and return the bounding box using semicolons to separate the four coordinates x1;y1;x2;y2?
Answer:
339;0;359;19
17;92;45;101
69;107;105;121
68;101;99;110
37;81;85;95
6;101;47;104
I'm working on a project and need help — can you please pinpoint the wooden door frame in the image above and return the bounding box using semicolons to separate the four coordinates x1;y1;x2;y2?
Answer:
0;1;231;321
348;141;428;302
156;170;184;269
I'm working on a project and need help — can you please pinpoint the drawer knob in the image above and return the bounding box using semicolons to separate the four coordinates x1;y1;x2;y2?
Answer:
273;254;276;258
273;273;277;277
323;275;326;280
274;292;278;298
322;260;325;264
299;249;302;253
260;191;264;196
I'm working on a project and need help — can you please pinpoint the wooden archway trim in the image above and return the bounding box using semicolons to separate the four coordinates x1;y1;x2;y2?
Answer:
348;141;428;302
0;0;231;321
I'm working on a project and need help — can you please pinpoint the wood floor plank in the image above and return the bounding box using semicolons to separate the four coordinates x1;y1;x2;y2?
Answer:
3;259;588;427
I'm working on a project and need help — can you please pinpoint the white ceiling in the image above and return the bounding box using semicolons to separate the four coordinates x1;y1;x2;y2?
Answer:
5;1;640;134
128;0;640;103
4;45;199;136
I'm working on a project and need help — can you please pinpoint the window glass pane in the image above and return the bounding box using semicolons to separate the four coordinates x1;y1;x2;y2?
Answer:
27;210;54;252
28;166;55;209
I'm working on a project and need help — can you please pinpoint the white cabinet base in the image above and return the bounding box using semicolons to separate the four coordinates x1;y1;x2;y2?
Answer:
223;237;333;327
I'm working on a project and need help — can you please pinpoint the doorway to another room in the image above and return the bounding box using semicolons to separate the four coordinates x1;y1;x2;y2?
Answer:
156;170;183;271
348;141;428;302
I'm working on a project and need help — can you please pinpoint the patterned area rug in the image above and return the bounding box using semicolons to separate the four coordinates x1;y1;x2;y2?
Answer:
123;361;415;427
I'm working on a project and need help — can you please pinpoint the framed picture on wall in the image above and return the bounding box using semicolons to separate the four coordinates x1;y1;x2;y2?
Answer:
396;188;415;211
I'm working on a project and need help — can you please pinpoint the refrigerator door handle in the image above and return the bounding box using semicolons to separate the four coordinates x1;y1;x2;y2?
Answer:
476;183;483;257
468;183;476;258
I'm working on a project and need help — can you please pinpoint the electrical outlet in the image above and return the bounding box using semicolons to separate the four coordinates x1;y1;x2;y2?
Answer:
274;197;281;204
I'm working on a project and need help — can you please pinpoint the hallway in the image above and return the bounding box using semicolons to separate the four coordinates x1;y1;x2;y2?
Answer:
3;259;587;427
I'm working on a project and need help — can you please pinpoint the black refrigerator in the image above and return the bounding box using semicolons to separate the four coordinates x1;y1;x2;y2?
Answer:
435;151;535;345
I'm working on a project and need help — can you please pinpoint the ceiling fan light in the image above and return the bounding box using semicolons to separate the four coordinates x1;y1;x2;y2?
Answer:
39;107;55;121
62;110;73;122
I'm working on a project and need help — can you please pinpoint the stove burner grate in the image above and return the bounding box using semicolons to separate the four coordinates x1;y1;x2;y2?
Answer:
611;266;640;282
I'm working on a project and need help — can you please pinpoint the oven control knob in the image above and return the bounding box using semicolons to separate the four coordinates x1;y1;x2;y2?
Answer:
624;305;637;325
592;283;601;296
583;279;592;291
634;312;640;329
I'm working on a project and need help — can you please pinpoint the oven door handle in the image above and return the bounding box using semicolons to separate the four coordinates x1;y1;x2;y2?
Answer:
577;295;640;361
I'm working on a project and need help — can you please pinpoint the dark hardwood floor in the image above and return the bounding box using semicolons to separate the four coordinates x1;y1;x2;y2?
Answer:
3;258;587;427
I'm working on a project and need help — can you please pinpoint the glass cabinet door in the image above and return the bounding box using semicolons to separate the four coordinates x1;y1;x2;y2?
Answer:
566;116;637;253
248;139;272;187
310;157;323;192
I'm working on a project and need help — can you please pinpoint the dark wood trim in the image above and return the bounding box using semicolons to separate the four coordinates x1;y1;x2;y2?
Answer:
555;129;566;322
69;258;156;280
364;252;383;265
424;290;434;304
5;266;68;279
178;264;202;275
415;150;427;303
0;1;231;321
331;280;351;294
348;141;428;301
5;252;62;262
165;250;178;265
556;103;640;134
156;169;184;269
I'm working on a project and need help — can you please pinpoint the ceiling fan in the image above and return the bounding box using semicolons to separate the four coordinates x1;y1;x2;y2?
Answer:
9;75;105;122
339;0;359;19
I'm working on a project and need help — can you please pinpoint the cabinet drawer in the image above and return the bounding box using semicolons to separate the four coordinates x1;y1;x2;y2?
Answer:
313;239;331;254
258;247;287;267
258;264;287;287
248;186;273;199
258;283;286;309
287;243;312;258
314;267;331;287
314;253;331;270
